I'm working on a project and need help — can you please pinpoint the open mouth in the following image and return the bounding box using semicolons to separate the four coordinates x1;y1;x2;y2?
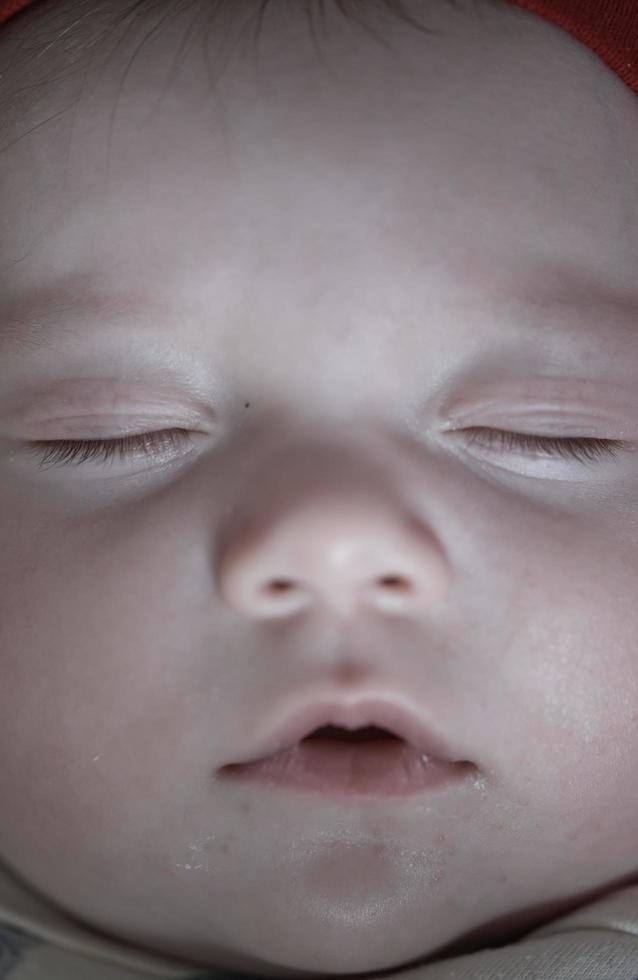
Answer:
303;725;402;744
219;698;475;796
221;729;462;796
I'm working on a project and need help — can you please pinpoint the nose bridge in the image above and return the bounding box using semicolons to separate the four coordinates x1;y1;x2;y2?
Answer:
216;439;451;621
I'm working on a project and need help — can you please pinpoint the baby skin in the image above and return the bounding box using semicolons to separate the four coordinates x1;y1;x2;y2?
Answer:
1;0;638;976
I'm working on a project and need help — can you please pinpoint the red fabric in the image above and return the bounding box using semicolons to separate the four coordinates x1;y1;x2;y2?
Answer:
1;0;638;97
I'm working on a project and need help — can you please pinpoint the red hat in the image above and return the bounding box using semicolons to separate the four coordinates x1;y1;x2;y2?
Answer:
1;0;637;96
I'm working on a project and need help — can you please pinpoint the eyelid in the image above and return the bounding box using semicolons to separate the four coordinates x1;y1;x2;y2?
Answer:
24;425;634;478
26;429;194;470
462;427;627;464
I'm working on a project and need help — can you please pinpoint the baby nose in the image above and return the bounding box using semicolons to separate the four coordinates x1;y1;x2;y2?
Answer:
218;497;449;620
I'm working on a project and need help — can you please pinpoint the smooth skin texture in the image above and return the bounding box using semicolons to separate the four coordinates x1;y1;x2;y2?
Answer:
2;0;638;975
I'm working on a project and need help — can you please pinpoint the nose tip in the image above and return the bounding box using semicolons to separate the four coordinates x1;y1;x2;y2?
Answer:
218;500;448;619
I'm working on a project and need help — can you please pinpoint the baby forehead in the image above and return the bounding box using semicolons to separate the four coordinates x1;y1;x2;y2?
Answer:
0;0;627;168
2;0;638;126
0;0;637;308
0;0;631;136
0;0;621;93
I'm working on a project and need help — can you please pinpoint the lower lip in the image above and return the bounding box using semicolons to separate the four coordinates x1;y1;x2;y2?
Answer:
221;739;471;797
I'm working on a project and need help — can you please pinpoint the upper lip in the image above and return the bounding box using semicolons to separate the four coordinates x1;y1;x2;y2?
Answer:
232;697;463;766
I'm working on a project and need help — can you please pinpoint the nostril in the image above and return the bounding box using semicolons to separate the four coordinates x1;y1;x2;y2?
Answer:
378;576;410;589
265;580;294;593
265;578;409;593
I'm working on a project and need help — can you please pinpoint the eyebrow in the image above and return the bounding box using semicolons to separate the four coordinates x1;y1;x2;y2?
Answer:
0;275;165;352
2;262;638;354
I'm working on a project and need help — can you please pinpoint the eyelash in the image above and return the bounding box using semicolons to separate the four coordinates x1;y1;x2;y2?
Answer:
26;427;627;470
28;429;193;469
464;428;625;464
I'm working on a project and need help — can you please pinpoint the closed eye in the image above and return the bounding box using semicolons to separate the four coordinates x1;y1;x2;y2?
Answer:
26;429;193;469
24;427;631;471
462;428;627;465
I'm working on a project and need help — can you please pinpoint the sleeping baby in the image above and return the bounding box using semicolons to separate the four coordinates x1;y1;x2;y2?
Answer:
1;0;638;977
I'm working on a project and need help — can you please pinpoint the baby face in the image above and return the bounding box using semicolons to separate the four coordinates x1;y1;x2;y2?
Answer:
2;0;638;975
